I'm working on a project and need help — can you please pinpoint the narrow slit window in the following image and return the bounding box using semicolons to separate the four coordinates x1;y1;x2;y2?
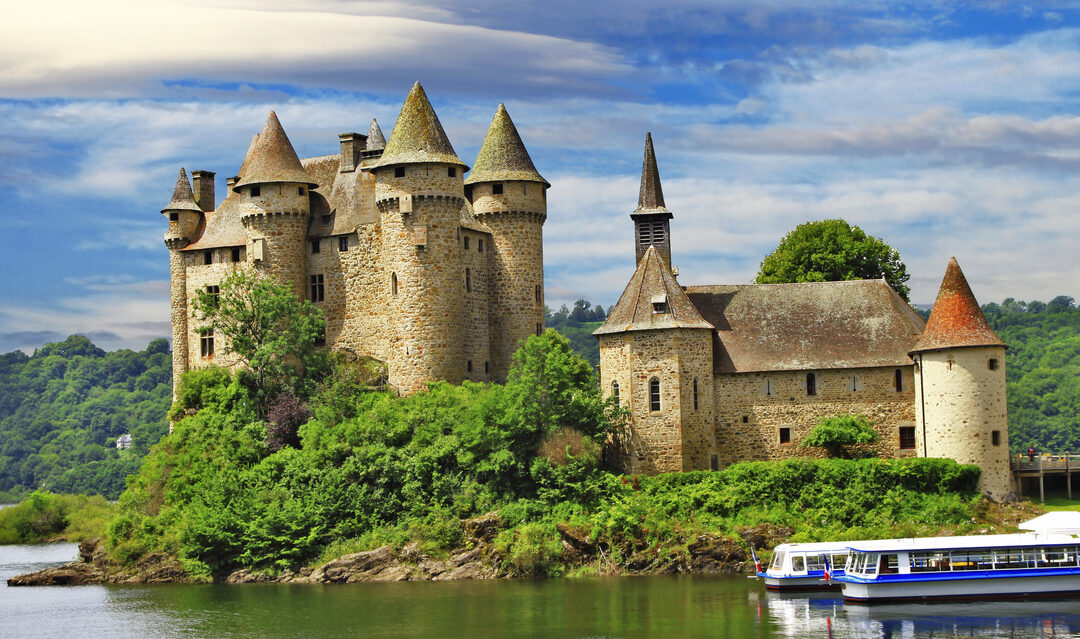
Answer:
339;236;349;252
649;378;661;412
693;378;699;410
478;238;484;253
203;251;213;265
298;187;305;196
465;268;471;292
806;372;817;396
311;239;320;254
464;236;470;250
484;361;489;374
895;369;903;392
391;272;398;297
536;323;542;336
467;360;473;373
612;380;620;404
231;247;242;262
535;284;542;304
310;274;324;302
992;430;1001;446
710;455;719;471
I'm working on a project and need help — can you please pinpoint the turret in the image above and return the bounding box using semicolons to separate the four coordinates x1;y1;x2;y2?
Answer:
631;133;675;270
373;82;468;393
161;168;203;398
162;168;203;247
234;111;317;298
911;257;1012;500
465;103;549;382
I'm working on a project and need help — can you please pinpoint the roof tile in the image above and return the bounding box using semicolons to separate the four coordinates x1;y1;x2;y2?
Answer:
464;103;548;186
911;257;1004;353
373;82;467;169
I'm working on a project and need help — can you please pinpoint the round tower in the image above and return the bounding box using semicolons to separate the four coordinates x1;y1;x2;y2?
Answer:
234;111;317;299
161;168;204;399
911;257;1012;500
373;82;468;394
465;103;548;382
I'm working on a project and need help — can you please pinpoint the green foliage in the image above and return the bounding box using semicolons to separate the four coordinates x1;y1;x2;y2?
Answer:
192;270;327;416
544;303;607;367
756;219;911;301
0;336;172;500
801;414;880;458
0;490;114;543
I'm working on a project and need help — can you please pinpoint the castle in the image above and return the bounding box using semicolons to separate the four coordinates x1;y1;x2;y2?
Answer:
593;134;1012;499
161;83;547;395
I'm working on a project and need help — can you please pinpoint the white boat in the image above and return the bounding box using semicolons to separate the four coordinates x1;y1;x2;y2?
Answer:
758;541;851;590
834;532;1080;603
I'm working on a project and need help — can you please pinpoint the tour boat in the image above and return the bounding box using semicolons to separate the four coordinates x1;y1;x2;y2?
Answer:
834;533;1080;602
758;542;851;590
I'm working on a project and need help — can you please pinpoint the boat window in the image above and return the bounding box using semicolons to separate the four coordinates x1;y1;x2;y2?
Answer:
806;554;825;571
879;554;899;574
910;551;949;572
862;554;878;575
1041;547;1068;566
992;547;1031;570
771;551;785;571
831;554;850;571
951;549;991;571
791;556;805;572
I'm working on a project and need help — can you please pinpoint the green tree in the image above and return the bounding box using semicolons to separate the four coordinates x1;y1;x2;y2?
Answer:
192;271;326;416
801;414;880;458
756;219;911;301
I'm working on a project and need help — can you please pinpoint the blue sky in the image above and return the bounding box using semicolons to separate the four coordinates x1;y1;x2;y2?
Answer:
2;0;1080;352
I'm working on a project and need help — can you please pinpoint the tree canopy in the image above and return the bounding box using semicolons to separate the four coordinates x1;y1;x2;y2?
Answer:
801;414;880;458
756;219;911;301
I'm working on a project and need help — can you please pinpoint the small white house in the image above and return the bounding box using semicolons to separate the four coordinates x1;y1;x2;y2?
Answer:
116;434;133;450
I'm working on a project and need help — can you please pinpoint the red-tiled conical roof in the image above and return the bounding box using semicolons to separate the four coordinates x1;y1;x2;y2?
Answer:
234;111;316;190
911;257;1004;353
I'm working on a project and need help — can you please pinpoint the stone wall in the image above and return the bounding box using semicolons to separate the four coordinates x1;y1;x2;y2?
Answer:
166;244;188;399
181;247;249;374
914;347;1012;499
461;229;490;382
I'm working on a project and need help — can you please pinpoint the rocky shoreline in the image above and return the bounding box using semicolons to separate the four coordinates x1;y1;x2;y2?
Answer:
8;515;755;586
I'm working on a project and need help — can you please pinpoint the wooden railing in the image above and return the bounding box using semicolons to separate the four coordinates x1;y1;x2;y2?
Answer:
1011;452;1080;502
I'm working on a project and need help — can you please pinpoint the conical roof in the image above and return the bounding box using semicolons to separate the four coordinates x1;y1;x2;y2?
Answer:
367;118;386;150
911;257;1005;353
465;103;548;187
634;132;670;215
161;168;202;213
594;246;713;335
234;111;316;190
373;82;467;169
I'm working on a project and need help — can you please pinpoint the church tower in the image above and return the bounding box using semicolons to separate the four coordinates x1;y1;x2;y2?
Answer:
161;168;203;398
911;257;1012;500
465;103;549;382
373;82;468;394
234;112;317;299
631;133;674;268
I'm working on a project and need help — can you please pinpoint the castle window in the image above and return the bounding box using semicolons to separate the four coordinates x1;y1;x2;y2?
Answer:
311;239;320;254
612;380;620;404
779;428;791;445
649;377;661;412
992;430;1001;446
448;167;457;178
535;284;541;304
638;225;652;245
651;222;665;242
894;369;903;392
764;379;773;396
339;236;349;252
806;373;817;396
200;331;214;358
492;183;503;195
203;251;212;265
484;361;489;374
298;187;305;196
710;455;719;471
899;426;916;450
231;247;242;262
988;358;999;371
947;359;953;371
205;285;220;308
651;294;668;314
391;273;398;297
169;212;178;222
310;274;324;302
465;268;472;292
478;238;484;253
394;167;405;178
523;184;527;194
464;236;470;250
536;323;542;336
848;375;860;392
693;378;699;410
742;416;749;423
250;186;261;197
467;360;473;373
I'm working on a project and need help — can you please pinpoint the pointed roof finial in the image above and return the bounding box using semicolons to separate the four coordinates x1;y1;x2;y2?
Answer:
233;111;315;191
374;82;467;169
635;132;669;214
911;257;1005;353
162;168;202;213
465;103;548;187
367;118;386;150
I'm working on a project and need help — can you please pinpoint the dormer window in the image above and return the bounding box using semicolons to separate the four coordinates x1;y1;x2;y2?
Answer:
492;183;503;195
448;167;457;177
250;186;261;197
298;187;306;196
651;294;668;314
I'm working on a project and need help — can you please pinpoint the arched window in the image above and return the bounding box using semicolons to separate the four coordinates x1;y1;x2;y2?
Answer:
806;372;817;396
612;380;620;404
649;377;661;412
894;369;903;392
391;272;398;297
693;378;699;410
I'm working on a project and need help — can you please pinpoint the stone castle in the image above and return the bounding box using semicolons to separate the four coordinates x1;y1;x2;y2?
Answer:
594;134;1012;499
161;84;1012;498
161;83;547;395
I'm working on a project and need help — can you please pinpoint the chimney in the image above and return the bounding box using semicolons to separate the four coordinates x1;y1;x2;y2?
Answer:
338;132;366;173
226;175;239;190
191;170;216;212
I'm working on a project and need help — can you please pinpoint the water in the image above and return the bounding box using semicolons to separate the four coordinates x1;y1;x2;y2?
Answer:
3;544;1080;638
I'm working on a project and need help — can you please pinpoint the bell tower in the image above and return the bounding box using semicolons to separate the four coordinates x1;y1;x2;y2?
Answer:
631;133;674;268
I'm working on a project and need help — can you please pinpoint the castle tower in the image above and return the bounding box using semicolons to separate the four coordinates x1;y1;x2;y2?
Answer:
234;111;317;299
594;246;715;473
631;133;674;268
465;103;549;382
161;168;203;398
911;257;1012;500
373;82;468;394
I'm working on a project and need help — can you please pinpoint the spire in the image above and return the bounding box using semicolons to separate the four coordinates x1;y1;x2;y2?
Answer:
911;257;1005;353
373;82;467;169
161;168;201;213
367;118;386;151
233;111;315;191
635;132;669;214
465;103;548;187
594;246;713;335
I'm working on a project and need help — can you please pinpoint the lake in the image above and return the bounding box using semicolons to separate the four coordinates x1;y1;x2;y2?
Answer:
3;543;1080;638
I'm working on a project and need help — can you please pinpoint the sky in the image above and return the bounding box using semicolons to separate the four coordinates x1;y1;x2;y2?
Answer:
2;0;1079;353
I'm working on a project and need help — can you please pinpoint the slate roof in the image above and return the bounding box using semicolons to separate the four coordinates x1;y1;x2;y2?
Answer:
911;257;1004;353
162;168;201;213
373;82;468;169
633;132;670;216
234;111;317;190
594;246;713;335
684;279;926;373
464;103;548;187
367;118;386;151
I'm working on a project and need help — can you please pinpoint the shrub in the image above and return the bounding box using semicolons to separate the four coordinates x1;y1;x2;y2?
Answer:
801;414;879;458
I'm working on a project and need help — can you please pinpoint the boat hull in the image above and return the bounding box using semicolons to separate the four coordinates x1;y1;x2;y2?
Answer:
842;573;1080;603
761;575;839;591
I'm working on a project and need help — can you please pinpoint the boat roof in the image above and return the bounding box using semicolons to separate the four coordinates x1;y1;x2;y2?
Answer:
845;533;1080;553
1019;511;1080;536
772;541;857;553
